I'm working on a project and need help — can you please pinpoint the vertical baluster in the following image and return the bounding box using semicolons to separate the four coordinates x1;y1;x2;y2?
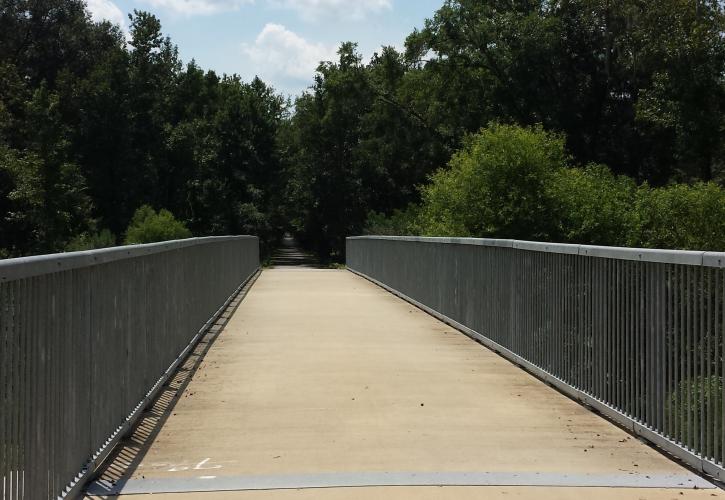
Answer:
603;257;608;406
1;282;9;500
667;265;674;440
716;267;723;464
626;260;632;416
700;266;706;457
596;257;602;400
707;267;713;460
11;280;19;500
653;264;660;431
719;267;725;464
614;259;619;410
687;266;694;449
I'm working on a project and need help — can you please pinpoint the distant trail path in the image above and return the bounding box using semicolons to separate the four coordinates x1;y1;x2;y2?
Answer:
270;235;319;268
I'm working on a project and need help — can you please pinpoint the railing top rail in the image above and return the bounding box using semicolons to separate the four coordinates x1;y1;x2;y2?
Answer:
0;236;258;282
347;236;725;268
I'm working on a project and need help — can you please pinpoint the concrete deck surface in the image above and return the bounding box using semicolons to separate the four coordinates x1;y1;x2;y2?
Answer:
85;269;722;499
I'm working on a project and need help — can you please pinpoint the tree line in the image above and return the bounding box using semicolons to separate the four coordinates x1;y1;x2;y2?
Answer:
369;124;725;251
1;2;286;258
1;0;724;260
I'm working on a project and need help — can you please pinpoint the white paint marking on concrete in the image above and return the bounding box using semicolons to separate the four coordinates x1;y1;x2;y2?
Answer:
166;458;223;472
194;458;223;470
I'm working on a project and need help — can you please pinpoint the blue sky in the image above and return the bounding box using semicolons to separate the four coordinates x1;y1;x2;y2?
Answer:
85;0;443;98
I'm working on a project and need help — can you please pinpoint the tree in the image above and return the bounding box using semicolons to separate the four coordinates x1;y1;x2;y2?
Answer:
633;0;725;182
378;123;725;252
418;124;566;240
549;164;637;246
126;11;180;215
629;182;725;251
285;43;373;260
2;0;723;258
357;46;448;214
404;0;725;183
0;145;94;255
0;0;100;89
283;43;449;260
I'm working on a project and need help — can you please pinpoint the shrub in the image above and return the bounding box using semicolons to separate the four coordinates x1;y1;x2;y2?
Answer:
548;164;638;246
364;205;421;236
370;123;725;253
418;123;566;239
65;229;117;251
629;182;725;251
124;205;192;244
667;376;722;448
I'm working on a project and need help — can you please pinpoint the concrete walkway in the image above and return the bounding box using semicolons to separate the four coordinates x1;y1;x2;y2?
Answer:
86;269;722;499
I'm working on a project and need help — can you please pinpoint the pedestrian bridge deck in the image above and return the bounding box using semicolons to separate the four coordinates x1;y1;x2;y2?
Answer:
85;269;720;499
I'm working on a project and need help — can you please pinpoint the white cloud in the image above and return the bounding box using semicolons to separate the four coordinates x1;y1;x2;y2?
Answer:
268;0;392;21
143;0;253;15
137;0;390;19
241;23;337;93
86;0;127;27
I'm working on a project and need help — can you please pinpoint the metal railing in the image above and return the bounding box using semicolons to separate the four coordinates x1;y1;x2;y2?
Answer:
347;236;725;481
0;236;259;500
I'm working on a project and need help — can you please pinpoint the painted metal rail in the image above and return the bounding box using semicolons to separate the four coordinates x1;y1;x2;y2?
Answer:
0;236;259;500
347;236;725;481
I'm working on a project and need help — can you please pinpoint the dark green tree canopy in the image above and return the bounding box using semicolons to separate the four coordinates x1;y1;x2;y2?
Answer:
1;0;723;259
0;2;288;256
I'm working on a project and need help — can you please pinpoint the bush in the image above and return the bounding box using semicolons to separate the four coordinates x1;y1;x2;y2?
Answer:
667;376;722;448
629;182;725;251
364;205;421;236
65;229;117;251
418;123;566;239
548;164;638;246
124;205;192;244
368;123;725;253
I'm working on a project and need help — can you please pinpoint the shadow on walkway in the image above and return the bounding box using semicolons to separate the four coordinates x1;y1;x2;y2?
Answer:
84;271;261;498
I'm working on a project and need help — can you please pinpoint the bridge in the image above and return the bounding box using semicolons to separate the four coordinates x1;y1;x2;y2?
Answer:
1;236;725;499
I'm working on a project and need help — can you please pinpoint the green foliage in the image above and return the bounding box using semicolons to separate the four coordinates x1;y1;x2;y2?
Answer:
365;205;420;236
406;0;725;183
371;124;725;252
1;0;724;258
629;182;725;251
418;124;566;239
667;376;722;448
0;3;288;257
65;229;117;252
549;165;638;246
285;43;375;260
0;144;94;255
284;42;448;261
124;205;192;244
